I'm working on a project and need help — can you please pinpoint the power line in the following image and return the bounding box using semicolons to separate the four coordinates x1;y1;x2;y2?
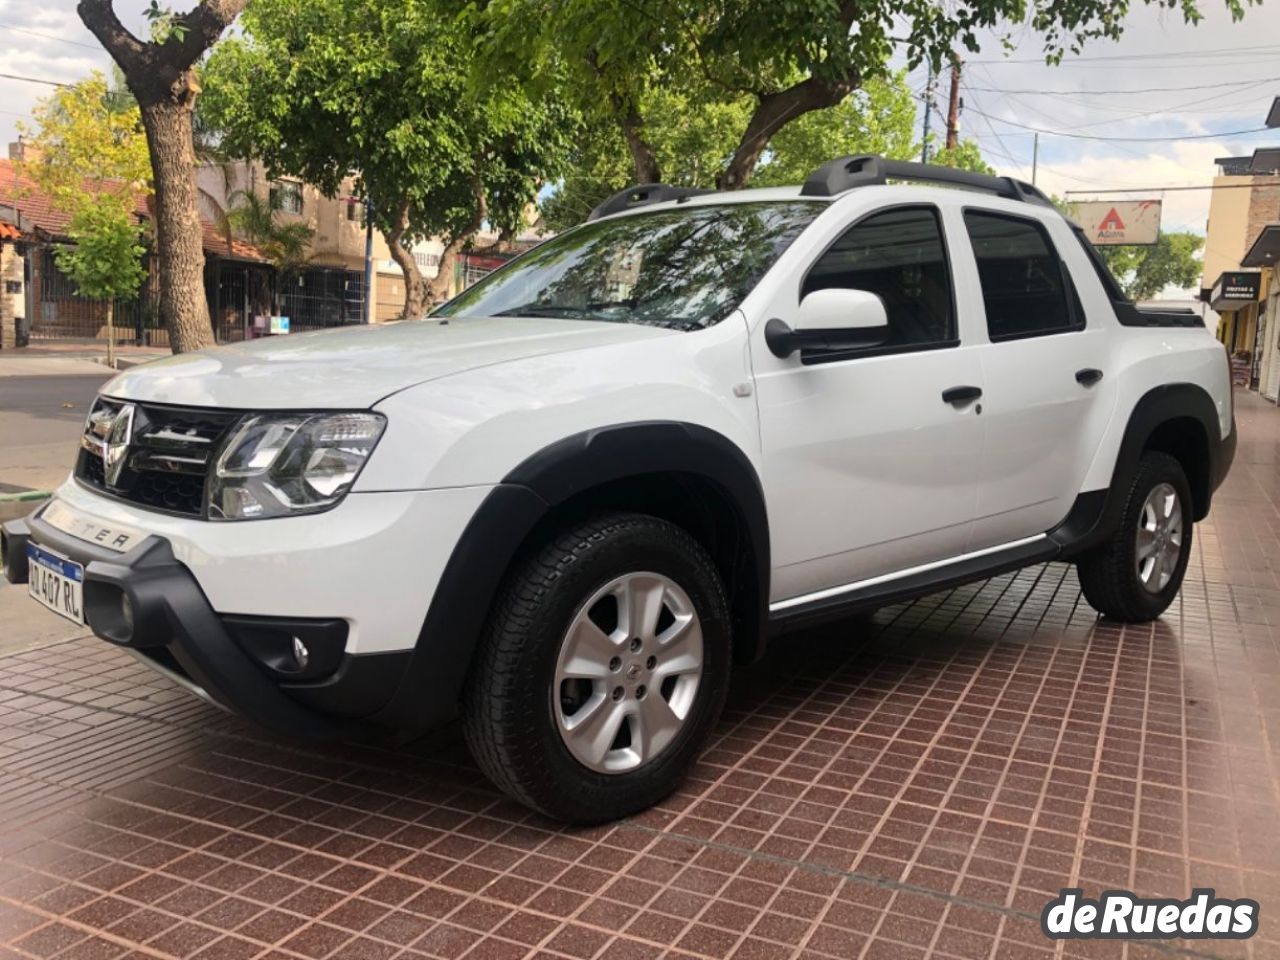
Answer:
964;109;1271;142
0;22;99;51
964;76;1280;96
971;43;1280;64
0;71;67;88
1065;181;1280;195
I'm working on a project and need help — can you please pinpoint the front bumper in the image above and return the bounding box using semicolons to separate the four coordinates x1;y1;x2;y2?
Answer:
2;510;410;739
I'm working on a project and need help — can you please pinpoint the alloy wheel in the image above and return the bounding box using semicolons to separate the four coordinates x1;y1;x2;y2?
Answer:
553;572;704;774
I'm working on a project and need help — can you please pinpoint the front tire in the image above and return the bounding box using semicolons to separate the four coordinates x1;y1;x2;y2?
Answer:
1077;451;1193;622
463;512;731;823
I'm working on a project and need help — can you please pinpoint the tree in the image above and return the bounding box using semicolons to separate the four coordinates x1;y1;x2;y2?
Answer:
19;72;150;367
202;0;573;319
932;140;996;175
223;190;314;313
539;72;998;231
464;0;1249;190
1096;231;1205;301
76;0;249;353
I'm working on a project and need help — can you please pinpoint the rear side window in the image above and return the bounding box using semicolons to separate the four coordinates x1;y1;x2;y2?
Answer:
802;206;955;350
964;211;1081;341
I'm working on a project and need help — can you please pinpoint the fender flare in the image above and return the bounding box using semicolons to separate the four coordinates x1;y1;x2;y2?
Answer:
1052;382;1230;555
375;421;770;735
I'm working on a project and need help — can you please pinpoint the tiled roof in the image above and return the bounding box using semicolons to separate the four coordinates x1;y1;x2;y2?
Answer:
0;157;266;262
200;218;269;264
0;222;19;241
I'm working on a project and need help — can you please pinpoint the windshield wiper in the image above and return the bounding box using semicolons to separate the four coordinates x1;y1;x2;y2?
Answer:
493;304;587;319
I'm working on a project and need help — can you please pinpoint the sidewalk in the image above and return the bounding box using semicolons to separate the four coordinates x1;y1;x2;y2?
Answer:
0;342;170;375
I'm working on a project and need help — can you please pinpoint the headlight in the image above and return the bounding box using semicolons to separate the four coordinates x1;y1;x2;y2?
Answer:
208;412;386;520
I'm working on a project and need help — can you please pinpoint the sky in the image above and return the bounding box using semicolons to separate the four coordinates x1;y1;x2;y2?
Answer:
0;0;1277;250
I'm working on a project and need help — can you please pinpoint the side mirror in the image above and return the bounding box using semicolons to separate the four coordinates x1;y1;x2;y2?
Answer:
764;288;890;359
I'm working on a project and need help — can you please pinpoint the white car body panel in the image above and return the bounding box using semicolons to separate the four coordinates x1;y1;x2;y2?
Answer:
102;317;676;410
359;311;760;492
45;477;489;655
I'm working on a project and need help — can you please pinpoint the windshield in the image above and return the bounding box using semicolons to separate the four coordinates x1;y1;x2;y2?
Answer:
434;201;823;331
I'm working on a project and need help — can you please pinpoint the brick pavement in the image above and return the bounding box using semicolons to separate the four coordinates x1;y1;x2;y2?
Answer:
1;391;1278;960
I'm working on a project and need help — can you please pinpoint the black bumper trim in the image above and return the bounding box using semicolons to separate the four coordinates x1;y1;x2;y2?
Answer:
3;509;403;740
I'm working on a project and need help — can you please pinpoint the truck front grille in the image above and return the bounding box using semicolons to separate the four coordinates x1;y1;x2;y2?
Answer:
75;399;242;518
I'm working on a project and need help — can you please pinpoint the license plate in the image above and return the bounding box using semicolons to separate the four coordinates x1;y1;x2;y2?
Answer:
27;543;85;626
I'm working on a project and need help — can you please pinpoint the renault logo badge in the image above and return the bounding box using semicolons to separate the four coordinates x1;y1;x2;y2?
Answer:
103;404;135;488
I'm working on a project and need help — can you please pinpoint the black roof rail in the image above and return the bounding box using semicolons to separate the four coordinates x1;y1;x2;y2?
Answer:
587;183;716;221
800;154;1054;207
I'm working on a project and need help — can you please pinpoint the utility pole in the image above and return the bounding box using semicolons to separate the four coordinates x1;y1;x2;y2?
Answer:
363;197;374;325
1032;133;1040;186
945;56;961;153
921;62;934;164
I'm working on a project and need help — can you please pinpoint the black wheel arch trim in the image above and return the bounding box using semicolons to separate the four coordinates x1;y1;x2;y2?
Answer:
1052;381;1230;558
375;421;771;736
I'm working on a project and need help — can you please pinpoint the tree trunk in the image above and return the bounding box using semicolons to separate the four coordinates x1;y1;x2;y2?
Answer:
426;178;488;304
105;299;115;369
140;99;215;352
385;201;427;320
718;74;857;190
617;99;661;184
77;0;249;355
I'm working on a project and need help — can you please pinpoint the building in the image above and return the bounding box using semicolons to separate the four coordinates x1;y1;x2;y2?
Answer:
1200;148;1280;392
0;143;273;348
199;162;551;325
1241;98;1280;401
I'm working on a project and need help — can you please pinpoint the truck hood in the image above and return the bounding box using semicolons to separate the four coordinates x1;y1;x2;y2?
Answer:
102;317;677;409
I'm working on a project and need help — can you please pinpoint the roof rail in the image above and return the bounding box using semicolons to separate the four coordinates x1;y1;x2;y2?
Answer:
587;183;716;221
800;154;1054;207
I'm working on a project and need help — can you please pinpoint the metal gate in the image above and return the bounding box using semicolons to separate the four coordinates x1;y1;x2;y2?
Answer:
31;246;151;344
281;268;365;333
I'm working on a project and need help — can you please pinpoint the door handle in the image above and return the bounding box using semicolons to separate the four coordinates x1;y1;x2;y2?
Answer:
942;385;982;405
1075;368;1104;387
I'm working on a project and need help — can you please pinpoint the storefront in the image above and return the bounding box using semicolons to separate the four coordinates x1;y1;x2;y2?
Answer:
1208;270;1265;386
1243;225;1280;401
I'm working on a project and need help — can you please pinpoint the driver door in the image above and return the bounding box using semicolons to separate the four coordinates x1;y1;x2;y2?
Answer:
750;203;986;605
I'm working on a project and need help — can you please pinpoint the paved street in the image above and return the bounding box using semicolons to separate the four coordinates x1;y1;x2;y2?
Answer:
0;364;112;655
0;368;110;495
0;391;1277;960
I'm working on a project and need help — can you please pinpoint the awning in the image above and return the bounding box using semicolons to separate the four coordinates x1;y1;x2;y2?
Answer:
1249;148;1280;174
1209;270;1262;312
1242;224;1280;269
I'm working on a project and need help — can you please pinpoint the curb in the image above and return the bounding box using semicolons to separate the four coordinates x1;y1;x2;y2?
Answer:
0;491;50;523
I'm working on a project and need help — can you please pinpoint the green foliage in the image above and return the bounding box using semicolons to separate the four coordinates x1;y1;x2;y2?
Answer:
1096;231;1205;300
224;190;314;281
542;73;942;231
18;72;151;301
55;204;147;302
461;0;1243;188
202;0;573;258
143;1;190;44
931;140;996;175
751;76;921;186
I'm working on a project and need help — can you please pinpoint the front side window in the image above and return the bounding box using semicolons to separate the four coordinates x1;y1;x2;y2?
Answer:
434;202;822;332
964;211;1078;340
802;206;955;350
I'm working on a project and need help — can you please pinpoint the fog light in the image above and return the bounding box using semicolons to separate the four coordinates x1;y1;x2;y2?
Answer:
291;636;309;671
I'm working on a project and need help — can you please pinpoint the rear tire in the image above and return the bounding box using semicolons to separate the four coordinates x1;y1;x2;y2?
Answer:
1076;451;1193;622
462;512;731;823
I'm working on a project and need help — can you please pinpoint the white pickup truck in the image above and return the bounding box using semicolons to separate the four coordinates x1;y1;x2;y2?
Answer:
3;155;1234;822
